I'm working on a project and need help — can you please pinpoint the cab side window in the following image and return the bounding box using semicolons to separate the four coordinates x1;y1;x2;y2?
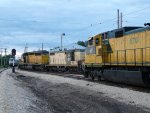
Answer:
95;38;99;45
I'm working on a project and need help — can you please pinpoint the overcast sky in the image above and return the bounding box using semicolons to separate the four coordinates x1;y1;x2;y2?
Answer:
0;0;149;57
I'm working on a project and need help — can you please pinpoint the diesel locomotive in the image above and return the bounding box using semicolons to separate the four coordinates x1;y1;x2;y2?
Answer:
19;25;150;87
85;26;150;86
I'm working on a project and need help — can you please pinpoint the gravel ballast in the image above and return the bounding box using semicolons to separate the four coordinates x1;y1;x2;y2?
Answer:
16;69;150;112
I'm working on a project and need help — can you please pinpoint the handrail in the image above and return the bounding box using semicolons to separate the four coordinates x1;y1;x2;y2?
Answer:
102;47;150;66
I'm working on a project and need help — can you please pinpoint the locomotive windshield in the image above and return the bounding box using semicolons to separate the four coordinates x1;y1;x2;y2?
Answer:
88;37;93;46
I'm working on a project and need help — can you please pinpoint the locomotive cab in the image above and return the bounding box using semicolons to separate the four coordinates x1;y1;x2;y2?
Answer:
85;34;103;66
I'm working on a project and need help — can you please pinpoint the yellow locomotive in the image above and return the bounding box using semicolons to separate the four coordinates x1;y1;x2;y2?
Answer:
19;50;49;70
85;26;150;86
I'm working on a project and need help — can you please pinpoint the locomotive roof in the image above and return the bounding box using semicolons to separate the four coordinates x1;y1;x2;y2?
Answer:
110;26;142;33
102;26;142;34
89;26;143;39
50;49;85;54
103;26;143;38
125;26;150;35
23;50;49;55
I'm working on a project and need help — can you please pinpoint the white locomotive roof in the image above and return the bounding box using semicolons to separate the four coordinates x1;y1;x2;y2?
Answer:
50;49;85;54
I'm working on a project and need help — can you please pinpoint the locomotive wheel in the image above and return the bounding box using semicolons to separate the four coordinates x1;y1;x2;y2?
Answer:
46;68;49;72
90;73;95;81
98;75;101;81
84;71;89;78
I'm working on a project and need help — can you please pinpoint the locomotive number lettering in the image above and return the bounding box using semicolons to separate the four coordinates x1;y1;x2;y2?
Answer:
130;38;139;44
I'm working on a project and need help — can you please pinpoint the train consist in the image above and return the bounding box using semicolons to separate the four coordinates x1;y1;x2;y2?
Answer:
19;25;150;87
19;49;85;72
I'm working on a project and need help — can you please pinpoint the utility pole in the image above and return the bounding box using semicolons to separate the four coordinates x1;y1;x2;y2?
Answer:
42;43;43;64
61;33;65;51
120;12;123;28
4;48;6;67
24;43;28;53
0;48;2;67
42;43;43;52
117;9;120;29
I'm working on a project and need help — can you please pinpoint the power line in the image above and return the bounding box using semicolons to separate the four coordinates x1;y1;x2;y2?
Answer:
67;5;150;39
88;5;150;29
123;5;150;16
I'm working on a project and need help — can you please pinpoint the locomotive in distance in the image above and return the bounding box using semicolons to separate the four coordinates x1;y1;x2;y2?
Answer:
19;25;150;87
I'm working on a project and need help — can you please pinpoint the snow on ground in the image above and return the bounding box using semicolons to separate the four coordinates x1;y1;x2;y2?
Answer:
17;69;150;111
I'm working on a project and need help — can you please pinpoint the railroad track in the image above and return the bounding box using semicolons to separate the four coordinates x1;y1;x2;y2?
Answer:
18;69;150;93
